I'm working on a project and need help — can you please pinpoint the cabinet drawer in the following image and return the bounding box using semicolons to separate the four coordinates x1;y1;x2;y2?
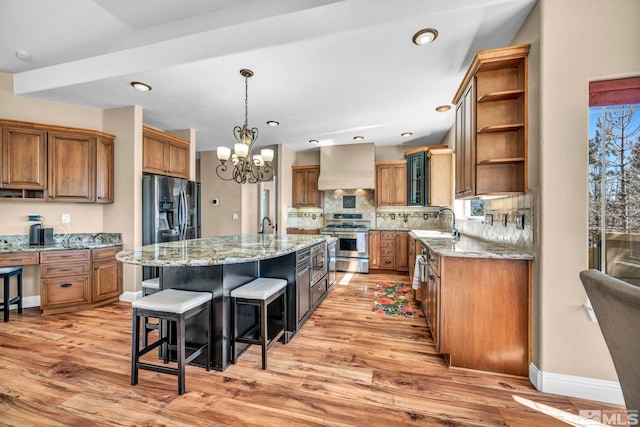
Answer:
92;246;122;262
0;252;39;267
380;249;395;257
41;250;90;264
41;276;91;307
41;261;90;278
380;231;396;240
380;240;395;249
311;276;327;308
380;257;395;269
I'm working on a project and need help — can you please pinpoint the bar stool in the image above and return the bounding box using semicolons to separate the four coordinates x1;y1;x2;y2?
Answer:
230;278;287;369
1;266;23;322
131;288;212;395
141;278;160;346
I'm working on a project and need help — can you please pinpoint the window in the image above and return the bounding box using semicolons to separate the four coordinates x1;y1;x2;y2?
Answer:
588;77;640;285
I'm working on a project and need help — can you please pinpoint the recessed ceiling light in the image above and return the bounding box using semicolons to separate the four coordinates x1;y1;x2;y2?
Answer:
266;120;279;127
412;28;438;46
435;105;451;112
353;136;364;141
130;81;152;92
401;132;413;137
309;139;319;145
15;50;32;61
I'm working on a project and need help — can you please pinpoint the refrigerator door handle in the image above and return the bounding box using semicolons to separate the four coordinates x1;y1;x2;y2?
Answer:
179;190;187;240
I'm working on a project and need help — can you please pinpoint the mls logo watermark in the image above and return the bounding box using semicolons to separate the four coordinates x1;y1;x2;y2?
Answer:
579;409;639;426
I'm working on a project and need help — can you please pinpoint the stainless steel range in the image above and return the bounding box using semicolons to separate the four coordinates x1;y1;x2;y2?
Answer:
320;213;369;273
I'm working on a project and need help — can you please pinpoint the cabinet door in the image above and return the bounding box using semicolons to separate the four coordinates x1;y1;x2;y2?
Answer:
305;168;322;207
1;126;47;189
93;260;122;303
455;82;475;199
95;137;114;203
48;132;94;202
297;266;311;324
395;231;409;271
167;141;189;179
369;230;380;269
391;163;407;206
142;135;167;175
292;169;307;207
428;149;453;206
375;164;392;206
407;153;424;206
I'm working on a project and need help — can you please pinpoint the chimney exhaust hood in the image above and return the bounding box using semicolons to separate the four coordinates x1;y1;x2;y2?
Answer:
317;143;375;190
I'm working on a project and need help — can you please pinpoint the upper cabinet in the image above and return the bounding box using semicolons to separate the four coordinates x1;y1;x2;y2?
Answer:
0;119;115;203
0;124;47;190
292;165;322;207
452;44;530;199
375;161;407;206
142;126;189;179
404;146;453;206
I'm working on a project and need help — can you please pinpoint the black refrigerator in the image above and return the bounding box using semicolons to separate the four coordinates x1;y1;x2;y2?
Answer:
142;173;201;280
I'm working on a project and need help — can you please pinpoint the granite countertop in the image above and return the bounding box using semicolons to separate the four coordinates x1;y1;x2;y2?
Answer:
0;233;122;254
410;231;534;260
116;234;332;267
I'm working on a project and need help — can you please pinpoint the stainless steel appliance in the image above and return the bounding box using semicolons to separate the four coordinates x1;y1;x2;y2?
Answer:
320;213;369;273
142;173;201;279
327;240;336;286
311;242;327;284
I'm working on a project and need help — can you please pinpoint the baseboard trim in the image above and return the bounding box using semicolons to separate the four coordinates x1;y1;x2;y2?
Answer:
119;290;142;303
17;295;41;309
529;363;624;405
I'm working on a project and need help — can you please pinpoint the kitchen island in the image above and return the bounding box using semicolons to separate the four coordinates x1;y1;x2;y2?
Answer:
116;234;333;371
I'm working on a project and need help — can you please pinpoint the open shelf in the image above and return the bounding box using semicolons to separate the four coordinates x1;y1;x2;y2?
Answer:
477;89;525;103
477;157;525;165
478;123;525;134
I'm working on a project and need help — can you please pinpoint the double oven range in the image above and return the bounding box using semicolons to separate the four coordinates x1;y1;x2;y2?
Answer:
320;213;369;273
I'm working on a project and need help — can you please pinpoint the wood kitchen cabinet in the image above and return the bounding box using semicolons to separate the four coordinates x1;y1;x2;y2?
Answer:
452;44;530;198
92;246;122;305
40;250;92;315
422;247;531;376
404;146;453;206
0;119;115;203
375;161;407;206
95;137;114;203
369;230;408;272
292;165;322;208
143;126;190;179
0;122;47;192
48;132;95;202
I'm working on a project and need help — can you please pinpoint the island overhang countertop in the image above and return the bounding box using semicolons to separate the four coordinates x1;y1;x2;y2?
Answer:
116;234;332;267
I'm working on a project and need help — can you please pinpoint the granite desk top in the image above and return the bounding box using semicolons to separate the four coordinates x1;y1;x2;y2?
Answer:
410;232;534;260
0;233;122;254
116;234;332;267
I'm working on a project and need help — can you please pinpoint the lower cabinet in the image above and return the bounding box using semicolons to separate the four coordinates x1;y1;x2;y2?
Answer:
369;230;409;272
311;275;328;309
40;247;122;315
421;247;530;377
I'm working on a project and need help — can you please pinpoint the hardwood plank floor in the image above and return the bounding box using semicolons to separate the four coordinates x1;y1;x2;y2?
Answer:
0;272;624;426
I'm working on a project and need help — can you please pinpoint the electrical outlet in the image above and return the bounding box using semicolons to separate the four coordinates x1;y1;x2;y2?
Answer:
484;214;493;226
423;213;428;220
502;214;508;227
391;214;395;220
516;214;525;230
232;213;239;220
61;213;71;223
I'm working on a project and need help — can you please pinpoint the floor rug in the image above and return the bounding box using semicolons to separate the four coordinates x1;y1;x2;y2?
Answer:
371;282;414;318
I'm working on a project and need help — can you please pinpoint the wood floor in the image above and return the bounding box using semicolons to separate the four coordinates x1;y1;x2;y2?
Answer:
0;272;624;426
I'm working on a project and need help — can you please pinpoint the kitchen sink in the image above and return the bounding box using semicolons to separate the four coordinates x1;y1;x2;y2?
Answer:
411;230;456;239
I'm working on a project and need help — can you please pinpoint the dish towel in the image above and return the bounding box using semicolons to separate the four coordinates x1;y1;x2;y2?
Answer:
412;255;426;289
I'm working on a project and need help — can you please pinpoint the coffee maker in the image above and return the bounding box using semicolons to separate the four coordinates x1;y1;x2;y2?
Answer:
29;223;42;245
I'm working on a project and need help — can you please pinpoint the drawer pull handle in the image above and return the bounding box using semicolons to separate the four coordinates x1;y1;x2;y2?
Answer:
60;283;72;288
60;268;71;272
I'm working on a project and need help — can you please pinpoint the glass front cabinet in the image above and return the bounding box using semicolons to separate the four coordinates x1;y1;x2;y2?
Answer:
407;151;428;206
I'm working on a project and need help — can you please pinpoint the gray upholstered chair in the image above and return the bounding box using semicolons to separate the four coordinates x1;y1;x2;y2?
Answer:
580;269;640;414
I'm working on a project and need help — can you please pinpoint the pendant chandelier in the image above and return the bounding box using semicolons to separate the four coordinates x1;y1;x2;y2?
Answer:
216;69;274;184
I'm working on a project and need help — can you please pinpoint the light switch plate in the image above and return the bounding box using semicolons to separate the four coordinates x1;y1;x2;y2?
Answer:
516;214;525;230
484;214;493;226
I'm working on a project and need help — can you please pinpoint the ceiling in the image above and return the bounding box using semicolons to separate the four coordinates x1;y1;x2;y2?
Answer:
0;0;536;154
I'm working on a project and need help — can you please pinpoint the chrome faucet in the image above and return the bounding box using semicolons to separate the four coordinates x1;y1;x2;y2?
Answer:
260;216;273;234
435;208;459;238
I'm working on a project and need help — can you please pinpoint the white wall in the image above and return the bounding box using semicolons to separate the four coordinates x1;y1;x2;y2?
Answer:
517;0;640;390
